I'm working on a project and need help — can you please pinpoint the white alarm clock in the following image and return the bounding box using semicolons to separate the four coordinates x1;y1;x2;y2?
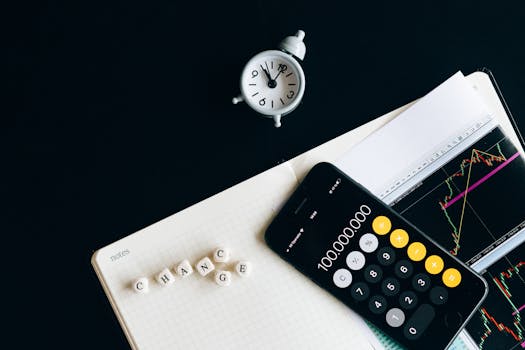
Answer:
232;30;306;127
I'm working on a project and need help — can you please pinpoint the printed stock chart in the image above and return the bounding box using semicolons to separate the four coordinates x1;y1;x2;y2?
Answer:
466;242;524;350
392;127;525;264
390;127;525;349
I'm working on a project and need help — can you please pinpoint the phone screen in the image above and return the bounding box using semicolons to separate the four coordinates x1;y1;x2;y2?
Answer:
265;162;487;350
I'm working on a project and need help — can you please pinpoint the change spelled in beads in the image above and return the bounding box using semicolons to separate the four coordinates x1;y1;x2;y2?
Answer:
131;247;251;293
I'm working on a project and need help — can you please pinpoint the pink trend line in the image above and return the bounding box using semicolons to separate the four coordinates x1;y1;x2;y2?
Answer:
512;304;525;316
443;152;520;210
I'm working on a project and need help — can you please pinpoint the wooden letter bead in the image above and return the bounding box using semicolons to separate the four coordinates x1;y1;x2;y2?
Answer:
214;270;232;286
132;277;149;294
195;257;215;277
235;261;252;277
176;259;193;278
213;247;231;263
156;268;175;286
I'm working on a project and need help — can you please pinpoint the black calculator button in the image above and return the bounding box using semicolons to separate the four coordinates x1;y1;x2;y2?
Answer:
377;247;396;266
429;286;448;305
394;260;413;279
350;282;370;301
399;291;418;310
381;277;400;296
412;273;431;292
369;295;388;314
364;264;383;283
403;304;435;340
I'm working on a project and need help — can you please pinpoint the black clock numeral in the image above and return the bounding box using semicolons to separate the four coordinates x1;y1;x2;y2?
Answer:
278;64;288;73
271;61;274;69
288;83;296;86
251;70;258;78
252;92;259;97
280;98;285;105
271;100;274;108
286;90;295;99
286;72;293;77
259;97;266;106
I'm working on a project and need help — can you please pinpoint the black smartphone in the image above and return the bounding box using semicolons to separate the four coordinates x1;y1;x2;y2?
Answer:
265;162;488;350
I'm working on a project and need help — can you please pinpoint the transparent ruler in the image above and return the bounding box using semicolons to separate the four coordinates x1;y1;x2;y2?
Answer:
380;114;495;205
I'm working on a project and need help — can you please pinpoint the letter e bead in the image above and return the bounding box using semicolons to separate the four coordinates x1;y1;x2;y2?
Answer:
235;261;252;277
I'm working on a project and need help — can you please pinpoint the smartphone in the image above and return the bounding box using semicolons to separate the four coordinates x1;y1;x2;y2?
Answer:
265;162;488;350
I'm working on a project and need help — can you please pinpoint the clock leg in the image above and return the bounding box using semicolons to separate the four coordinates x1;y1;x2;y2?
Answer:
273;114;282;128
232;95;244;104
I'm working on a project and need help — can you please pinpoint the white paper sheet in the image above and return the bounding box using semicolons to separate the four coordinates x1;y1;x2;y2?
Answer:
336;72;491;197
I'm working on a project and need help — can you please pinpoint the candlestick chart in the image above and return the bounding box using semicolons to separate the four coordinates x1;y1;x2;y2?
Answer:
466;242;524;350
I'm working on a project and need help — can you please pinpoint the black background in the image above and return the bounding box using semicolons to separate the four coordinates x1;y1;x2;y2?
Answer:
6;0;525;348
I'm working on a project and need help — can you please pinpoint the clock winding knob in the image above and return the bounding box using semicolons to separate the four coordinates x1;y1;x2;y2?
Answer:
278;30;306;60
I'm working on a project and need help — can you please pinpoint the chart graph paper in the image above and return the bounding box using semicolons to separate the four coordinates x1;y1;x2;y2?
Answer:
392;126;525;265
466;241;524;350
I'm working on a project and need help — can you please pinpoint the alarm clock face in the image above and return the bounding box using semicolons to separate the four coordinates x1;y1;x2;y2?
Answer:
240;50;305;116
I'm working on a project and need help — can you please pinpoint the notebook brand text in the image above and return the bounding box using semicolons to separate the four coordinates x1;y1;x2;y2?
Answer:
110;249;130;262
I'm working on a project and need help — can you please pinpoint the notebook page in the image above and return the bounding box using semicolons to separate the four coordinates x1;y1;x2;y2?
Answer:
93;162;375;350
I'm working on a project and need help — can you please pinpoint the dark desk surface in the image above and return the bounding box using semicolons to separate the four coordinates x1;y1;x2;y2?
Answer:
8;1;525;347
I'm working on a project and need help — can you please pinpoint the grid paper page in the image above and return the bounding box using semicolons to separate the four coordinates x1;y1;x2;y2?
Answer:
93;163;374;350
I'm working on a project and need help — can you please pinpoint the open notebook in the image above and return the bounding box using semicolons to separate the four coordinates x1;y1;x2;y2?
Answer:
92;71;524;349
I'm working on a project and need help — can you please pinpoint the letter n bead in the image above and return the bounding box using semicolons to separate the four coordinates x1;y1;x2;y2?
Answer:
195;256;215;277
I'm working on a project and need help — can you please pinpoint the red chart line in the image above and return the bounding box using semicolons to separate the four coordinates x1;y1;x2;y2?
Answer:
481;308;522;342
494;277;511;298
443;152;520;209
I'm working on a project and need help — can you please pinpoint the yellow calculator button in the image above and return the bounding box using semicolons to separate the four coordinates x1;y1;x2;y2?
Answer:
425;255;444;275
372;216;392;235
390;229;409;248
442;268;462;288
407;242;427;261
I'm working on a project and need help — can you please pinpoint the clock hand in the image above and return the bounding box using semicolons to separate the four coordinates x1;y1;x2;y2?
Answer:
272;65;286;81
265;61;271;77
260;64;272;82
260;63;277;88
